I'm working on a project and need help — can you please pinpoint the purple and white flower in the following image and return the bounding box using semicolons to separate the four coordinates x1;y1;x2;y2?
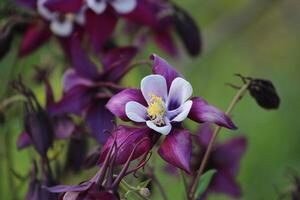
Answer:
125;74;193;135
105;54;237;173
87;0;137;14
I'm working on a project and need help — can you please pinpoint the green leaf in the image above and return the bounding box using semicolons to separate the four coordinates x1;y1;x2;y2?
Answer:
194;169;217;199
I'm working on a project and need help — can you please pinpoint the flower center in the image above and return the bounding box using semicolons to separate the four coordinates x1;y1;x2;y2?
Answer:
147;94;166;126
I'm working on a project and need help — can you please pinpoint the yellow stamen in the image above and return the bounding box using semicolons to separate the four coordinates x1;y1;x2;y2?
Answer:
147;94;166;126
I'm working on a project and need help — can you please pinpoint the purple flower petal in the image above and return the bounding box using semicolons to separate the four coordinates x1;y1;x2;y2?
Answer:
101;46;138;82
196;123;213;148
153;30;178;57
125;101;148;122
85;9;118;53
167;77;193;110
106;88;146;121
213;136;247;176
85;101;114;143
47;182;92;193
15;0;37;9
209;171;242;198
111;0;137;14
17;131;32;150
63;69;94;92
158;128;192;173
53;117;75;139
69;36;100;80
188;97;237;130
99;126;153;164
150;54;181;88
141;75;168;103
88;191;119;200
44;0;83;13
19;20;52;57
48;86;92;116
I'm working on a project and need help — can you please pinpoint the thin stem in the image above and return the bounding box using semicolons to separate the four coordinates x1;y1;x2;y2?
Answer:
120;180;149;200
152;175;169;200
179;169;188;199
189;81;250;199
0;95;26;111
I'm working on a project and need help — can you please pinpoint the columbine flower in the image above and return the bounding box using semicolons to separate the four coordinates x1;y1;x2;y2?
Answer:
105;54;236;173
195;123;247;199
87;0;137;14
48;38;138;143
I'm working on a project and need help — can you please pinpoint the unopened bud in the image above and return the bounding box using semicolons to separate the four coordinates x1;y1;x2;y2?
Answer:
139;188;150;197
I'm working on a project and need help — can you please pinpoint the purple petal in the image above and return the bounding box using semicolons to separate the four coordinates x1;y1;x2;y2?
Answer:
153;30;178;57
196;123;213;148
69;36;99;80
169;100;193;122
17;131;32;150
85;101;115;143
101;46;138;82
53;117;75;139
44;0;83;13
141;75;168;103
19;20;52;57
167;77;193;110
123;0;160;28
48;86;92;116
158;128;192;173
46;182;91;193
209;171;242;198
188;97;237;130
85;9;118;53
15;0;37;9
125;101;148;122
106;88;146;121
63;69;94;92
150;54;181;88
99;126;153;164
213;136;247;176
88;191;119;200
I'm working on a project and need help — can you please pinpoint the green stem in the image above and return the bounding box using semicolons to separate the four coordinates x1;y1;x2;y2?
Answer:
120;180;150;200
189;81;251;199
179;169;188;199
0;95;26;111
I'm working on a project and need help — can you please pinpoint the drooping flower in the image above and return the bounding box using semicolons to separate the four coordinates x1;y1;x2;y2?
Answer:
48;38;138;143
105;54;236;173
195;123;247;199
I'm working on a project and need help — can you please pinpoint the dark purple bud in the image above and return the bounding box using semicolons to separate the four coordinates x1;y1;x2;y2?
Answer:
248;79;280;109
24;100;54;158
64;131;87;172
173;5;202;56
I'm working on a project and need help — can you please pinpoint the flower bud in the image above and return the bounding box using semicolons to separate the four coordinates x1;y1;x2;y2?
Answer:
248;79;280;109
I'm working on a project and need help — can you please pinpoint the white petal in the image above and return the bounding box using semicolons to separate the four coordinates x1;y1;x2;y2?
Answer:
37;0;56;20
63;192;79;200
141;75;168;104
75;6;87;25
146;119;172;135
170;100;193;122
50;19;73;37
87;0;107;14
111;0;137;14
125;101;148;122
167;77;193;110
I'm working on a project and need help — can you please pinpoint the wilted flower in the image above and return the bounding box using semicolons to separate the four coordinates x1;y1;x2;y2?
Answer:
195;123;247;199
105;54;236;172
48;38;138;143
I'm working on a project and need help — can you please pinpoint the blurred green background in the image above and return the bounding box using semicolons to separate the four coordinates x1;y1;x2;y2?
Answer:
1;0;300;199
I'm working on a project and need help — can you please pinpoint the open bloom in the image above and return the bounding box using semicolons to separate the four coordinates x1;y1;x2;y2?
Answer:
105;54;236;173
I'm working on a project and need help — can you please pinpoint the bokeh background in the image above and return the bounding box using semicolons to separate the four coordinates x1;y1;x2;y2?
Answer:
1;0;300;199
